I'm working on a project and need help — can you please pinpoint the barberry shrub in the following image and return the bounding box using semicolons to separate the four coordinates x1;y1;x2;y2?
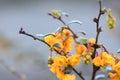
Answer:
19;0;119;80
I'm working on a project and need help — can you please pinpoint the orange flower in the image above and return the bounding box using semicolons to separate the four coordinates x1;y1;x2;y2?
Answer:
62;74;76;80
56;68;65;80
53;56;67;66
92;55;104;66
75;43;87;56
112;61;120;76
109;72;120;80
44;35;59;45
54;29;73;53
63;37;73;52
44;35;63;51
67;54;80;66
55;29;72;40
88;38;96;44
92;52;115;66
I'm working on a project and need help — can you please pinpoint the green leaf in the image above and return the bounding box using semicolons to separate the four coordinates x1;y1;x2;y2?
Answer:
76;37;87;44
36;34;45;40
37;34;56;42
59;10;69;17
52;43;61;49
68;20;82;25
76;31;86;35
117;48;120;54
64;66;72;74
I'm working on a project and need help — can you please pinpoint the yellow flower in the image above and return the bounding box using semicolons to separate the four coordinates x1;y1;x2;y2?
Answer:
62;29;72;38
67;54;80;66
63;37;73;52
62;74;76;80
53;56;67;66
55;29;73;53
75;43;87;56
56;68;65;80
44;35;58;45
92;55;104;66
106;9;116;29
92;52;115;66
44;35;63;51
101;52;115;65
109;72;120;80
49;63;59;74
88;38;96;44
112;61;120;76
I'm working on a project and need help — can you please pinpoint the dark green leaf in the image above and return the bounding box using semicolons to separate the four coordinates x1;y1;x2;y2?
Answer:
52;43;61;49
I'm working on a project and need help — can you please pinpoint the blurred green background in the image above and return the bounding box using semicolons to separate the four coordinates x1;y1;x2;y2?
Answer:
0;0;120;80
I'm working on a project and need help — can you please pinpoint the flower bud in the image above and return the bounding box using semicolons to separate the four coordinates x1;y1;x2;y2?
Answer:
48;57;54;64
101;8;107;14
86;55;91;60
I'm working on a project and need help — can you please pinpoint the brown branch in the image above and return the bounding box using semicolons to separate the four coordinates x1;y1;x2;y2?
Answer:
92;0;102;59
19;27;50;47
91;0;102;80
102;45;109;53
59;18;78;38
49;13;78;39
71;67;85;80
19;28;62;55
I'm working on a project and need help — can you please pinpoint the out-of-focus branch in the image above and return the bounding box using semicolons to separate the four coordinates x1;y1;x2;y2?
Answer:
0;59;26;80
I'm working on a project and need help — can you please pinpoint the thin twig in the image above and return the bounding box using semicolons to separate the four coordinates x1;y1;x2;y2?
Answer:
59;18;78;38
71;67;85;80
92;0;102;59
101;45;109;53
19;28;62;55
19;28;50;47
91;0;102;80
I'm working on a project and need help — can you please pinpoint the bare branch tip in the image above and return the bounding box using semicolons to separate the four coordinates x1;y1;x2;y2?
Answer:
19;27;25;34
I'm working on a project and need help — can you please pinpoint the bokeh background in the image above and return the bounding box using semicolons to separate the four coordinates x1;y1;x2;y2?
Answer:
0;0;120;80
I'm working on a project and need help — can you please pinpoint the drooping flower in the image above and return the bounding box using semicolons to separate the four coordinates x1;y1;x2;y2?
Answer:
102;52;115;65
82;51;92;64
75;43;87;56
44;35;63;51
55;29;73;52
67;54;80;66
44;35;59;46
109;72;120;80
53;56;67;66
112;61;120;76
62;74;76;80
88;38;96;44
106;9;116;29
92;52;115;66
63;37;73;52
92;54;104;66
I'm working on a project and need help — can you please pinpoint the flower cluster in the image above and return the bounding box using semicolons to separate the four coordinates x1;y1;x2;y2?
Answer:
37;7;117;80
19;0;119;80
45;27;83;80
106;9;116;29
